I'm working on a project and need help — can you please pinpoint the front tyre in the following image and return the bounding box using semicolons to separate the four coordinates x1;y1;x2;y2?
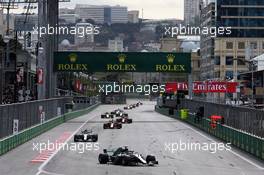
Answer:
98;154;109;164
146;155;156;164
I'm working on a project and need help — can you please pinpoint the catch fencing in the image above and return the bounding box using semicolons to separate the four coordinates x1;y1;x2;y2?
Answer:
0;96;98;139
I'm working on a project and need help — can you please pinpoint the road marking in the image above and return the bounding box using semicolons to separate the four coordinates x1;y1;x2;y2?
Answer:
179;121;264;170
36;112;99;175
31;132;72;163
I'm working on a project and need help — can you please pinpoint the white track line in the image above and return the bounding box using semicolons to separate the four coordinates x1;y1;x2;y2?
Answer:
179;121;264;170
36;112;99;175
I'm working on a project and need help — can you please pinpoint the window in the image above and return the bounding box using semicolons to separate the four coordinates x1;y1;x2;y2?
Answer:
226;42;233;49
238;42;245;49
226;56;233;65
215;56;220;65
262;42;264;49
225;71;233;79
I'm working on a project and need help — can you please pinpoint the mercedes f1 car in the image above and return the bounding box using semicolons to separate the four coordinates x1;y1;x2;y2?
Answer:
103;120;122;129
101;112;114;119
74;129;98;142
98;146;158;166
116;117;133;124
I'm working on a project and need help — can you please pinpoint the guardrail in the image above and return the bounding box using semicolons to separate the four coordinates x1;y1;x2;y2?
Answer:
155;106;264;161
0;102;100;156
179;99;264;138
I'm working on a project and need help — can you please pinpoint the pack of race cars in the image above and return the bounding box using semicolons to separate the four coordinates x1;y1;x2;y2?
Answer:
101;102;143;129
74;101;158;167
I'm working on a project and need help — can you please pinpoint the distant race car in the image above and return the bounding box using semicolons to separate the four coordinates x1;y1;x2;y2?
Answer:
74;129;98;142
124;106;132;110
130;104;136;108
98;146;158;166
101;112;114;119
103;120;122;129
137;102;143;105
116;117;133;124
111;109;128;117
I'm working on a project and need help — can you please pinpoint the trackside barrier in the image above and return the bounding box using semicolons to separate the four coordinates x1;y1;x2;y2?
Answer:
155;106;264;161
0;103;100;156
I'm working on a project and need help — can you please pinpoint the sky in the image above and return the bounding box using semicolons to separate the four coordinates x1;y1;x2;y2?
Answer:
60;0;184;20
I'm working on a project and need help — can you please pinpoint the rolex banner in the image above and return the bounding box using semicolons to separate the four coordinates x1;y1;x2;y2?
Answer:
54;52;191;73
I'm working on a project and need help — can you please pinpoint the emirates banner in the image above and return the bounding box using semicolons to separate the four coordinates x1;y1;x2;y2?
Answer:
165;82;238;93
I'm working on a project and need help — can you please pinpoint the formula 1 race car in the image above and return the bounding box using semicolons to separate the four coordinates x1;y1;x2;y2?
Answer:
98;146;158;166
130;104;137;108
124;106;132;110
103;120;122;129
74;129;98;142
111;109;128;117
101;112;114;119
137;102;143;106
116;117;133;124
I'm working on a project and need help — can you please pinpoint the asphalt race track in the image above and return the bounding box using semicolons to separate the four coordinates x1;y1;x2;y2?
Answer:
0;100;263;175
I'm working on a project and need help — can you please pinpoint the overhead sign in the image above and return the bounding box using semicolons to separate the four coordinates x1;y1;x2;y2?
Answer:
54;52;191;73
165;82;238;93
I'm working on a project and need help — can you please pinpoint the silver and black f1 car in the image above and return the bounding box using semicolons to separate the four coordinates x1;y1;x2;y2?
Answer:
98;146;158;166
101;112;114;119
103;120;122;129
74;129;98;142
116;116;132;124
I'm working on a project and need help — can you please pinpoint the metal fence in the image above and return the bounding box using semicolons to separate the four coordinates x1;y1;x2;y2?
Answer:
0;96;98;139
179;99;264;138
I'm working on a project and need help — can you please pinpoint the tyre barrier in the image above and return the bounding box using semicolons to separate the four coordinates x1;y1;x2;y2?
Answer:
0;103;100;156
155;106;264;161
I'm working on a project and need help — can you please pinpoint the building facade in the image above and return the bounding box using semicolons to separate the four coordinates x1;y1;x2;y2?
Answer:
75;5;104;23
108;37;124;52
184;0;200;25
75;5;128;24
74;23;95;46
128;11;139;23
200;0;264;81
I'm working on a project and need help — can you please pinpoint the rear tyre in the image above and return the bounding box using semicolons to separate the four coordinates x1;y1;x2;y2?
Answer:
92;135;98;142
98;154;109;164
74;136;78;142
146;155;156;164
